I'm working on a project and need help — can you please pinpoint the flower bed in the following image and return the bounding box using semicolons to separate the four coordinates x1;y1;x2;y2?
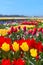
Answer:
0;20;43;65
0;36;43;65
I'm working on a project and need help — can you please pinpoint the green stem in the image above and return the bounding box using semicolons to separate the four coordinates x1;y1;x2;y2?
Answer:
26;60;30;65
36;60;41;65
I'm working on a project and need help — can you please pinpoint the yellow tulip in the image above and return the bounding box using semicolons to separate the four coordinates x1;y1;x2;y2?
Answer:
15;25;35;29
20;42;29;51
12;42;19;52
0;29;8;36
1;42;10;52
30;48;37;57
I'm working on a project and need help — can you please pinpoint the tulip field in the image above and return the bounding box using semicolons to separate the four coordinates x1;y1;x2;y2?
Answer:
0;19;43;65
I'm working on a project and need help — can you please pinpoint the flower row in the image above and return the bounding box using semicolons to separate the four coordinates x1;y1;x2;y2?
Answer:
0;58;25;65
7;26;43;35
0;36;43;58
0;25;35;36
21;21;38;25
0;26;43;37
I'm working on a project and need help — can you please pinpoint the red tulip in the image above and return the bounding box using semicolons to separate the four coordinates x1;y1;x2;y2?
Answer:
28;38;37;49
37;42;42;52
13;28;17;32
41;28;43;33
28;30;33;34
10;26;15;33
36;55;39;61
5;38;12;44
0;36;5;47
32;28;37;35
23;26;26;32
12;58;25;65
7;31;11;35
38;28;42;32
18;26;21;29
1;59;11;65
33;28;37;32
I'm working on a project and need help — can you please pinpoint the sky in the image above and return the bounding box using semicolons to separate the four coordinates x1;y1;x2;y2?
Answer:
0;0;43;16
